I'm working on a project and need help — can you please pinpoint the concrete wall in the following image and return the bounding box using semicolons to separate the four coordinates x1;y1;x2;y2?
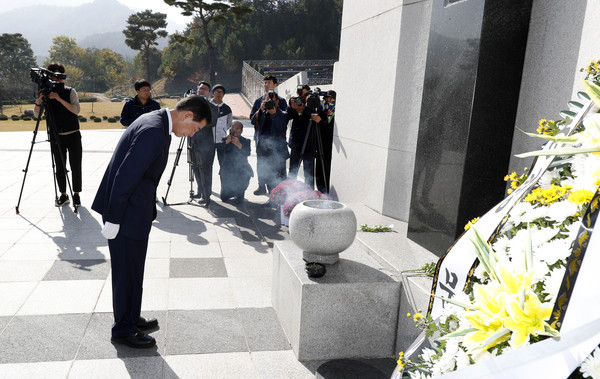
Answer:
241;62;265;110
330;0;432;221
333;0;600;222
508;0;597;175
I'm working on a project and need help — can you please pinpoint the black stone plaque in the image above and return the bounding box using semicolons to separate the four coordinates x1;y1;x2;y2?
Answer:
408;0;533;256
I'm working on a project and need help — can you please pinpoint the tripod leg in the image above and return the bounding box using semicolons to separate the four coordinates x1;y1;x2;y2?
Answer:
315;122;328;193
15;114;44;214
162;137;186;206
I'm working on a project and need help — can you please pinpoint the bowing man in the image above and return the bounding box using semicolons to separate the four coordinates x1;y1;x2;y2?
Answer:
92;96;211;348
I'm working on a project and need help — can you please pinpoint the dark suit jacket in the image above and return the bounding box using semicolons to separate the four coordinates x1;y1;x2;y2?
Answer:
92;109;171;240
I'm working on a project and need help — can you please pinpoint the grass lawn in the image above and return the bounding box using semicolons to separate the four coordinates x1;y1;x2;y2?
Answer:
0;98;180;132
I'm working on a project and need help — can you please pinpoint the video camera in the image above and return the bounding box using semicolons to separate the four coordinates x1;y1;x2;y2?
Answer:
183;88;196;98
306;87;326;113
265;89;277;110
30;68;65;95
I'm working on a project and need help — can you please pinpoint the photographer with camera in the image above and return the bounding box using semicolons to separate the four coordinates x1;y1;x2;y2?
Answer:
120;79;160;127
315;90;336;194
287;87;316;188
251;83;289;202
33;62;82;207
217;121;253;204
250;74;288;196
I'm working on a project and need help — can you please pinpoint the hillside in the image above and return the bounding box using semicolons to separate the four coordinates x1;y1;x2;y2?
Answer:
0;0;168;62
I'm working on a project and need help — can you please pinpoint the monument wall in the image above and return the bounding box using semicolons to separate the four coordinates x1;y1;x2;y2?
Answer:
330;0;432;221
333;0;600;231
508;0;600;175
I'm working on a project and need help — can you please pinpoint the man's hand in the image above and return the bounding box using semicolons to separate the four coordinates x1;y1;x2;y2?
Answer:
101;221;120;239
311;114;322;123
231;136;242;149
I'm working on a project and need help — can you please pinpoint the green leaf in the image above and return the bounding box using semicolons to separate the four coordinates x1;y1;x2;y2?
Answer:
439;328;478;340
515;147;600;158
411;280;478;311
578;91;591;101
542;323;560;337
521;130;579;143
568;101;584;110
470;226;499;282
583;80;600;108
560;110;576;119
473;328;511;352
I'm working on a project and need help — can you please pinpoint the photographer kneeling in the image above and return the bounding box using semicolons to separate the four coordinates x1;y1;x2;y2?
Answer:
217;121;253;204
33;62;82;207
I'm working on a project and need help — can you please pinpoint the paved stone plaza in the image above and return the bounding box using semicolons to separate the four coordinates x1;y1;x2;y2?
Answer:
0;118;337;377
0;93;410;377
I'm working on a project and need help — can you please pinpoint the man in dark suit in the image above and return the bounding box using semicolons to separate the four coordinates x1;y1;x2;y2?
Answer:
92;96;211;348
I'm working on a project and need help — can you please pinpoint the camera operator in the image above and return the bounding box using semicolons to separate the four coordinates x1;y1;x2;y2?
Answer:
315;90;336;194
217;121;253;204
188;81;216;206
252;86;289;203
250;74;288;196
287;87;319;188
33;62;82;207
120;79;160;127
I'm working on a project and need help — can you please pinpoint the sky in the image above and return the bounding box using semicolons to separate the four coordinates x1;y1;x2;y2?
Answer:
2;0;193;32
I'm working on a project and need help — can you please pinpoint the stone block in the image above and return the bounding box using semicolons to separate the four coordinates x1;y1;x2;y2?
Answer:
272;241;401;361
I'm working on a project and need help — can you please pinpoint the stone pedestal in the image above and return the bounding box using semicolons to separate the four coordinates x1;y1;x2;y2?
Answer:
272;241;401;361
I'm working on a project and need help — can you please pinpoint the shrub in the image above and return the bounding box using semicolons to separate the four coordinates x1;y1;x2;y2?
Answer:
22;117;31;121
79;117;87;122
102;116;108;120
90;115;96;120
108;117;117;123
0;114;8;121
94;118;101;122
11;115;20;120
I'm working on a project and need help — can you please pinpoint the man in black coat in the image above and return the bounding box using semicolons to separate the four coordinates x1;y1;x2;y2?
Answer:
217;121;253;203
92;96;211;348
120;79;161;127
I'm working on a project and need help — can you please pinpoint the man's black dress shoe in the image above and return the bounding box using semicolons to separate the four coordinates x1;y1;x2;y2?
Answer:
137;316;158;330
253;186;267;196
111;330;156;348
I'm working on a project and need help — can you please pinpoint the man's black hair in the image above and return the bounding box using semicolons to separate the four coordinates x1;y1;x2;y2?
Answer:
176;95;212;124
135;79;151;91
212;84;226;94
47;62;65;74
263;74;277;84
197;81;211;90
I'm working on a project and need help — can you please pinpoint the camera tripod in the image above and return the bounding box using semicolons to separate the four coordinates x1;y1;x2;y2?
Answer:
300;109;328;193
161;136;208;207
16;95;78;214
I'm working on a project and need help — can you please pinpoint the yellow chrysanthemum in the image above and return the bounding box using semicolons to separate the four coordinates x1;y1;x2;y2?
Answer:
397;351;405;370
413;313;423;322
568;189;594;205
524;184;572;205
